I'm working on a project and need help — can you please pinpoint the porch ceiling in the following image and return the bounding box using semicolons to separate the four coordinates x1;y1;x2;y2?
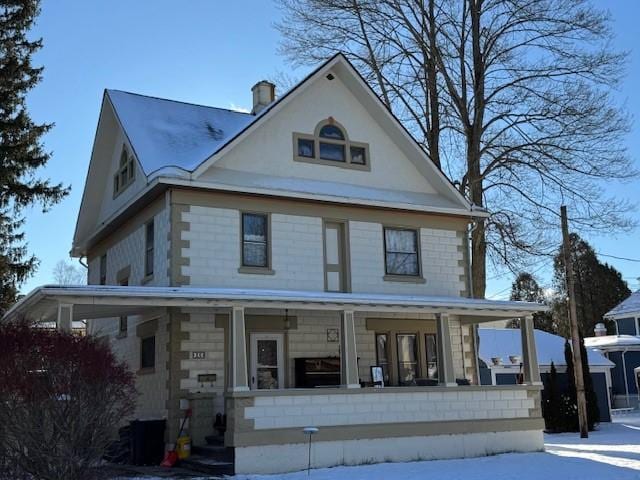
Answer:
3;285;547;324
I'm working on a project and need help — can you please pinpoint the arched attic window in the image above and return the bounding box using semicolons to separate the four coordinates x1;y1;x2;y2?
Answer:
113;145;136;197
293;118;370;171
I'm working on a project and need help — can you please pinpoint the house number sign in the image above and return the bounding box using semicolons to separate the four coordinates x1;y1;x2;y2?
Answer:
192;351;206;359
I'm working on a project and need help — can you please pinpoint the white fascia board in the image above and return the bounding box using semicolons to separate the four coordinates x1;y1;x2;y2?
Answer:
157;177;489;218
71;177;161;257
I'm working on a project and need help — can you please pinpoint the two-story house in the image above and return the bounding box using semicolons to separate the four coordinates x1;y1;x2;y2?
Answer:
4;54;547;475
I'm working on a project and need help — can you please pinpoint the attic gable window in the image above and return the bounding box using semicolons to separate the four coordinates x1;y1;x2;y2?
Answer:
113;147;135;197
293;119;370;171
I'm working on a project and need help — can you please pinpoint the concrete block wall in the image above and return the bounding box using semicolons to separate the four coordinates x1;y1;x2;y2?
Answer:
243;388;536;430
181;206;324;290
86;205;170;420
349;221;466;296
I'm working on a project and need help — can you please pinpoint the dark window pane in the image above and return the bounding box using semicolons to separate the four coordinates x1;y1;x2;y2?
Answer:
297;138;314;158
425;334;438;380
319;124;345;140
99;254;107;285
350;146;366;165
243;214;267;242
385;229;419;275
141;336;155;369
242;213;268;267
243;243;267;267
319;142;345;162
145;221;154;276
119;316;128;334
375;333;390;383
397;334;418;385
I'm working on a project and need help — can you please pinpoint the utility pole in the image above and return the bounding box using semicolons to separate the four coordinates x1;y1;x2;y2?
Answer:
560;205;589;438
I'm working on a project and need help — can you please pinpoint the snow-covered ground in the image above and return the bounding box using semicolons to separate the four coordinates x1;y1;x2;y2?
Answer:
236;414;640;480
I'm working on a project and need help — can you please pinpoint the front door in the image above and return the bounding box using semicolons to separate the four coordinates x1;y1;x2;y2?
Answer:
324;221;347;292
250;333;284;390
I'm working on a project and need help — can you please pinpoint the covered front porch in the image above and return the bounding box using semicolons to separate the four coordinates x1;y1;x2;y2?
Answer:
4;285;547;474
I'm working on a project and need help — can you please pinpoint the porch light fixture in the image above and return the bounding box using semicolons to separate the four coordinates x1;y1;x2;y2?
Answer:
303;427;319;476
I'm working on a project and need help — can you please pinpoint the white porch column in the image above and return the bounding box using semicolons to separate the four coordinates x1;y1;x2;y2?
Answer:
520;315;542;385
436;313;456;387
229;306;249;392
340;310;360;388
56;303;73;333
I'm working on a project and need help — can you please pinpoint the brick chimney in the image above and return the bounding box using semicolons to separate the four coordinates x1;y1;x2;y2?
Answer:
251;80;276;114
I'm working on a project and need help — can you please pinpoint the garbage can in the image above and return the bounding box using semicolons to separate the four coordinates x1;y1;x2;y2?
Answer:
130;419;166;466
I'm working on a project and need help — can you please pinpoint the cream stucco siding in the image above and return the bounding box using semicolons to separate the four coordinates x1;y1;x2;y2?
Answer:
203;74;438;196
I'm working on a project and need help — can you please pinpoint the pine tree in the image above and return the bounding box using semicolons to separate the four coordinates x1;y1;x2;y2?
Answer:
508;272;556;333
0;0;69;313
580;338;600;429
542;362;563;433
552;233;631;337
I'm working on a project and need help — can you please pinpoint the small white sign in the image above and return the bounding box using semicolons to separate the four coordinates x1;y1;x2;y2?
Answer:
371;366;384;387
192;351;206;359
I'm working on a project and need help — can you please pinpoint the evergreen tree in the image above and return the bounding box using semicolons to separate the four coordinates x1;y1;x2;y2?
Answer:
580;338;600;429
508;272;556;333
0;0;69;313
542;362;563;433
564;338;599;431
552;233;630;337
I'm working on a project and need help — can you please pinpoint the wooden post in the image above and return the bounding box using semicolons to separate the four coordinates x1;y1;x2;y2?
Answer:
561;205;588;438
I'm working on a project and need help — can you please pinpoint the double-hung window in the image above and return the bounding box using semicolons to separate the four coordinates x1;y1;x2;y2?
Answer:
113;147;135;196
384;228;420;276
241;213;269;268
140;336;156;370
145;220;154;277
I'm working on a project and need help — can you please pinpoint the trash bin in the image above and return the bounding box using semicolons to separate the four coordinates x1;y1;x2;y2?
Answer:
130;419;166;466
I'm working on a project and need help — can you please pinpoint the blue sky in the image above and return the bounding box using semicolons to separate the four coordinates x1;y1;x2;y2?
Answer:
20;0;640;297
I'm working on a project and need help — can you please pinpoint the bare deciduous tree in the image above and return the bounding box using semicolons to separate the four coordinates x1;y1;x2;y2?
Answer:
277;0;635;297
53;259;86;285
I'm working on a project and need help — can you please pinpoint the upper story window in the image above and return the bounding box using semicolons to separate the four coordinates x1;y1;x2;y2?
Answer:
113;146;135;197
144;220;154;278
293;118;370;171
241;212;269;269
383;227;421;277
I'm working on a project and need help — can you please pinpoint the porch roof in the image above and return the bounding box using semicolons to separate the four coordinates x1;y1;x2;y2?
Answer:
3;285;547;324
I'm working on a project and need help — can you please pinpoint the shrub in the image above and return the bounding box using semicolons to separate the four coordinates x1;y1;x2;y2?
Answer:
0;322;136;480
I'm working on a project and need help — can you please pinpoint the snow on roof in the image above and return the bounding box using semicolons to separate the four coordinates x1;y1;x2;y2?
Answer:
584;334;640;349
107;90;255;175
479;328;614;367
605;290;640;318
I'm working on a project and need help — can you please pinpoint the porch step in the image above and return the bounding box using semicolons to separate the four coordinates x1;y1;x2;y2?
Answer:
179;455;234;476
191;444;233;462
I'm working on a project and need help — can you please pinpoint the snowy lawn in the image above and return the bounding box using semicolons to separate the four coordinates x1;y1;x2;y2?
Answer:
235;414;640;480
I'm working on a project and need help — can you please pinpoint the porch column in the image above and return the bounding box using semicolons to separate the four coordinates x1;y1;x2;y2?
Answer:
520;315;542;385
56;303;73;333
228;306;249;392
436;313;456;387
340;310;360;388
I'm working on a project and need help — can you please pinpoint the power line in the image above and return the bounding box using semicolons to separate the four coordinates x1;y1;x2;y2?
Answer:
597;252;640;263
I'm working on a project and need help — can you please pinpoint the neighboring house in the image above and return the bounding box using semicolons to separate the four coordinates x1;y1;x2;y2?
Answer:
479;328;614;422
584;291;640;409
3;54;547;475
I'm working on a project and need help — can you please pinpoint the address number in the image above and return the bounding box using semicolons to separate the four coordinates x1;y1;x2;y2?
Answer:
192;351;206;359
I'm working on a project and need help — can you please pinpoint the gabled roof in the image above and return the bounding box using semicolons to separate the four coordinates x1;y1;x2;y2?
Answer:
605;290;640;319
479;328;614;367
107;90;254;176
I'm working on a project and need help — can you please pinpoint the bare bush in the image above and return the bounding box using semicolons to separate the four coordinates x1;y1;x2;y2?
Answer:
0;322;136;480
